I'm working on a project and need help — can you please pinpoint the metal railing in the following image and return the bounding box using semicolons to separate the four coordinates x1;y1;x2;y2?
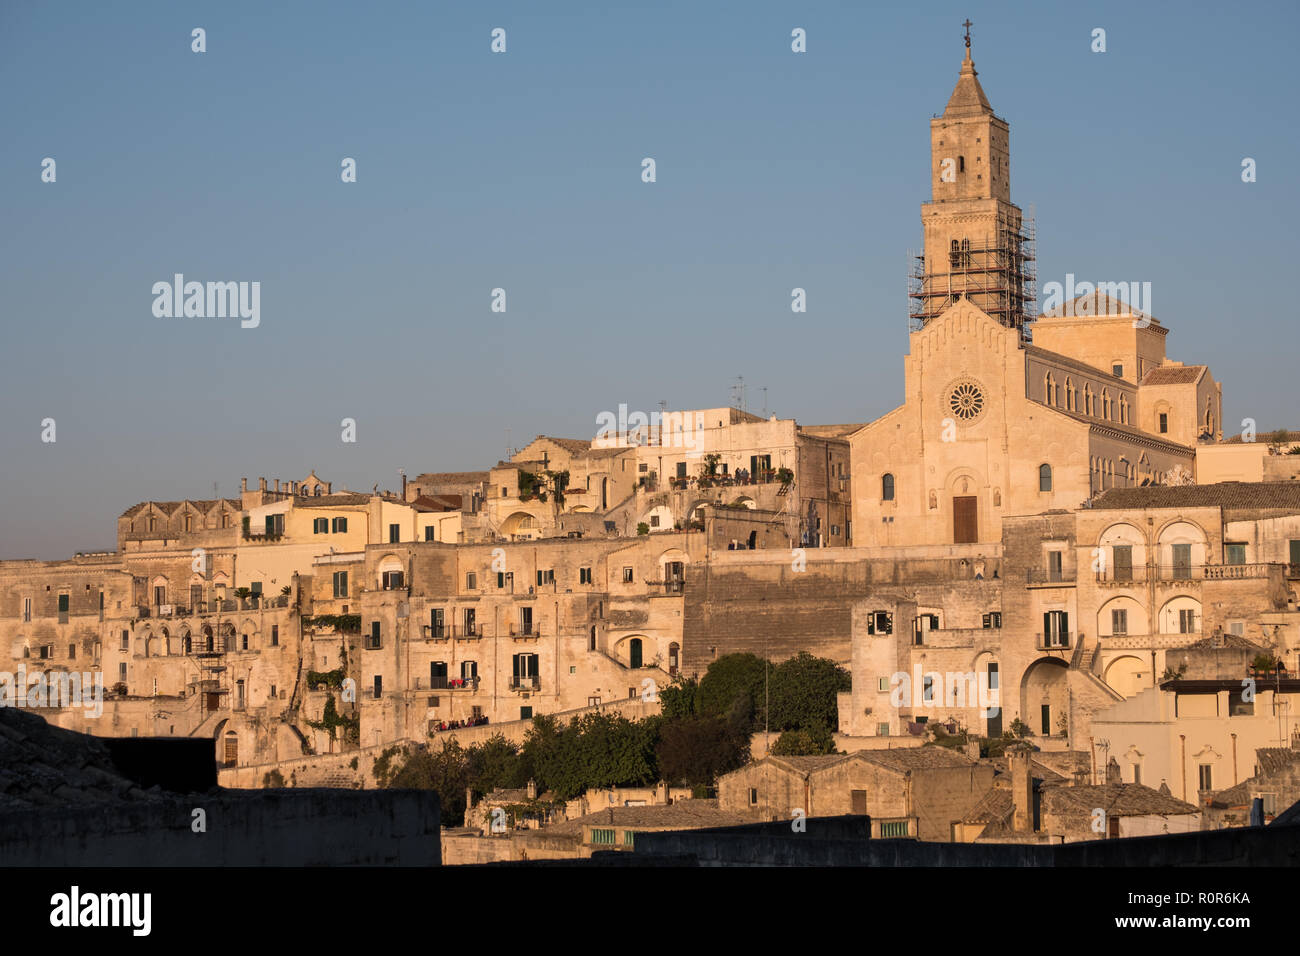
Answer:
418;676;481;691
1035;632;1074;651
509;675;541;691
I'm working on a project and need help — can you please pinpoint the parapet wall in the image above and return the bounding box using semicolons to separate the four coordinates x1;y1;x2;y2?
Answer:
0;789;439;866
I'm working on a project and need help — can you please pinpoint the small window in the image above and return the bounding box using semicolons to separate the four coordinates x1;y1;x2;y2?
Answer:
882;474;895;501
373;675;383;699
424;526;436;541
749;788;758;806
1112;363;1123;378
466;572;477;590
389;523;400;543
332;570;348;597
1039;464;1052;493
1111;609;1128;635
271;625;279;646
1198;764;1213;792
332;516;348;533
876;723;891;737
1159;412;1168;434
867;611;893;635
622;567;634;583
366;621;382;649
579;567;592;585
1225;543;1246;566
877;677;889;692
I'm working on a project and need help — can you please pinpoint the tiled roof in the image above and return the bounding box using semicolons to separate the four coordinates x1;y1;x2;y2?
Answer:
1184;632;1264;651
1043;784;1198;817
961;787;1013;825
770;754;851;775
120;498;240;519
543;799;757;835
1091;481;1300;512
413;471;489;484
1140;365;1206;387
851;746;976;772
1038;291;1158;324
411;494;462;513
294;494;371;508
532;437;591;456
1255;748;1300;777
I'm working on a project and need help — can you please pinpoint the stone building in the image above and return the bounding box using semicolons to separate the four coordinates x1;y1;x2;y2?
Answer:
717;748;993;842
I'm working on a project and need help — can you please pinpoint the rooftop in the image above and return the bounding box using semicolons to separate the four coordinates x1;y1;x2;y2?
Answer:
1091;481;1300;512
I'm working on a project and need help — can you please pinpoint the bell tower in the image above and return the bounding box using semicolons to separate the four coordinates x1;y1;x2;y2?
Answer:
909;22;1035;339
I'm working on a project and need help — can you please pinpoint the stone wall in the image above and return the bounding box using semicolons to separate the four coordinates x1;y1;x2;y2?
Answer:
0;788;439;866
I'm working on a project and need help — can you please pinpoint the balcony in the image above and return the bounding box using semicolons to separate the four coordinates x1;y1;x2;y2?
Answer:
1035;632;1074;651
418;676;480;692
423;624;448;642
509;625;541;642
644;579;686;595
509;675;541;692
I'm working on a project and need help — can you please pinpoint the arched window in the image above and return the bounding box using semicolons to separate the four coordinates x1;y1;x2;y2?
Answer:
1065;378;1074;411
1039;464;1052;492
882;474;895;501
1101;389;1110;420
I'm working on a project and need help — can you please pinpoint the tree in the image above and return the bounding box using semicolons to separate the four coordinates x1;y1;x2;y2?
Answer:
466;733;527;796
768;652;851;732
658;674;700;720
771;722;837;756
697;653;769;730
386;738;472;825
655;715;750;788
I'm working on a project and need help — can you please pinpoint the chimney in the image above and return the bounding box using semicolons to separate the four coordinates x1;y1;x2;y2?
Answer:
274;479;280;493
1010;749;1034;832
241;478;248;493
325;482;332;494
258;477;267;492
401;473;408;499
526;778;536;801
291;481;299;495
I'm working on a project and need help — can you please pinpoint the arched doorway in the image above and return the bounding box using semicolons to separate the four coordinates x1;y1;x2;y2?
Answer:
1020;658;1070;737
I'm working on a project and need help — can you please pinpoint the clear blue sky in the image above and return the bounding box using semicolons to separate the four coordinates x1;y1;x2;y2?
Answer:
2;0;1296;559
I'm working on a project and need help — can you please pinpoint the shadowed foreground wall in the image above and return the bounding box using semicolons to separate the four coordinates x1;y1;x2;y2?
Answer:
0;789;439;866
617;818;1300;866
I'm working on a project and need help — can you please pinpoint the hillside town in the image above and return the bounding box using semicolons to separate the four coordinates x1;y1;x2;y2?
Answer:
4;37;1299;865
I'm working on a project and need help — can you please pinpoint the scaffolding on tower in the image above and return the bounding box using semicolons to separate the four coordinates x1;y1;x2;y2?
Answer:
908;211;1036;342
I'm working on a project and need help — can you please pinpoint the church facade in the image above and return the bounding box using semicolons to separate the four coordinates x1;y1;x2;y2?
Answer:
849;41;1221;550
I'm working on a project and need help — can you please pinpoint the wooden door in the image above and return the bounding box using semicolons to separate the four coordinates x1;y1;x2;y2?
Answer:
953;496;978;543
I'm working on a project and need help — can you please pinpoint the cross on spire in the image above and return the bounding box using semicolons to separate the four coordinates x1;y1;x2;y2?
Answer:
963;18;973;50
